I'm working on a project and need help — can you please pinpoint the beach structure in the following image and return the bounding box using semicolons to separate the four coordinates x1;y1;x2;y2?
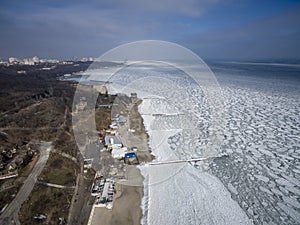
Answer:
124;152;139;165
83;158;93;173
111;115;127;126
93;85;108;95
130;93;138;103
111;147;128;159
104;135;122;150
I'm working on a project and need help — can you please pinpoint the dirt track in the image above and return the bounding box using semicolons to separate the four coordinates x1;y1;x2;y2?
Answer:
0;142;52;225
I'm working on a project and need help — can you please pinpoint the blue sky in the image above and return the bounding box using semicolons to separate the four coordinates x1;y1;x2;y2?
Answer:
0;0;299;59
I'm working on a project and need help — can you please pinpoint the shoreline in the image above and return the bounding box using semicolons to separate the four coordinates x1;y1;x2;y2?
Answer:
89;97;153;225
89;94;252;225
136;98;253;225
113;98;154;225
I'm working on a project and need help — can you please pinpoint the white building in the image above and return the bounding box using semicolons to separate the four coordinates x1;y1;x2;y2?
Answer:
104;135;122;150
111;147;128;159
23;58;35;65
8;57;19;64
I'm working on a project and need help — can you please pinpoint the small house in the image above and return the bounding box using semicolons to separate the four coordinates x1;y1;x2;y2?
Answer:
111;147;128;159
130;93;138;103
104;135;122;150
124;152;139;165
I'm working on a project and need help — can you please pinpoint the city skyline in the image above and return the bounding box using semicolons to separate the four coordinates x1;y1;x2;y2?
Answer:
0;0;300;60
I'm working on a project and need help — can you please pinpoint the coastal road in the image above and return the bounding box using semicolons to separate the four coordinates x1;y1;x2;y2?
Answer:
0;142;52;225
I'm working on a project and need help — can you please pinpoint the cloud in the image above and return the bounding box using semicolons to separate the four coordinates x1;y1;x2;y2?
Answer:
125;0;218;17
0;2;148;58
182;6;300;59
88;0;219;17
0;0;299;59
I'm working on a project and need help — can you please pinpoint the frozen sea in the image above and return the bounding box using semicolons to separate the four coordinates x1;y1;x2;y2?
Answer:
97;60;300;225
207;61;300;225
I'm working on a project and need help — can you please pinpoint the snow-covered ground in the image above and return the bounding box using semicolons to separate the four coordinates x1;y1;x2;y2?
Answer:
104;61;299;225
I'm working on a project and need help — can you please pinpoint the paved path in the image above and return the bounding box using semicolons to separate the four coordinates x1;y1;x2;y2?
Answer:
145;156;217;166
0;142;52;225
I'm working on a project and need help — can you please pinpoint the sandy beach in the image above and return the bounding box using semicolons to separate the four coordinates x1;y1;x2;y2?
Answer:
89;98;153;225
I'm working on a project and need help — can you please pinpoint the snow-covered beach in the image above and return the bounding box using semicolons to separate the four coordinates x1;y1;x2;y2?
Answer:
139;98;253;225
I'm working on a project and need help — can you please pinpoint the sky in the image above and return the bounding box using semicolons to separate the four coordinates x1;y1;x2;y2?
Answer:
0;0;299;60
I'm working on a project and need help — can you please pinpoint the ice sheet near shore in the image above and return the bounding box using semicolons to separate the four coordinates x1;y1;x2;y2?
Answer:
139;108;252;225
105;61;300;225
